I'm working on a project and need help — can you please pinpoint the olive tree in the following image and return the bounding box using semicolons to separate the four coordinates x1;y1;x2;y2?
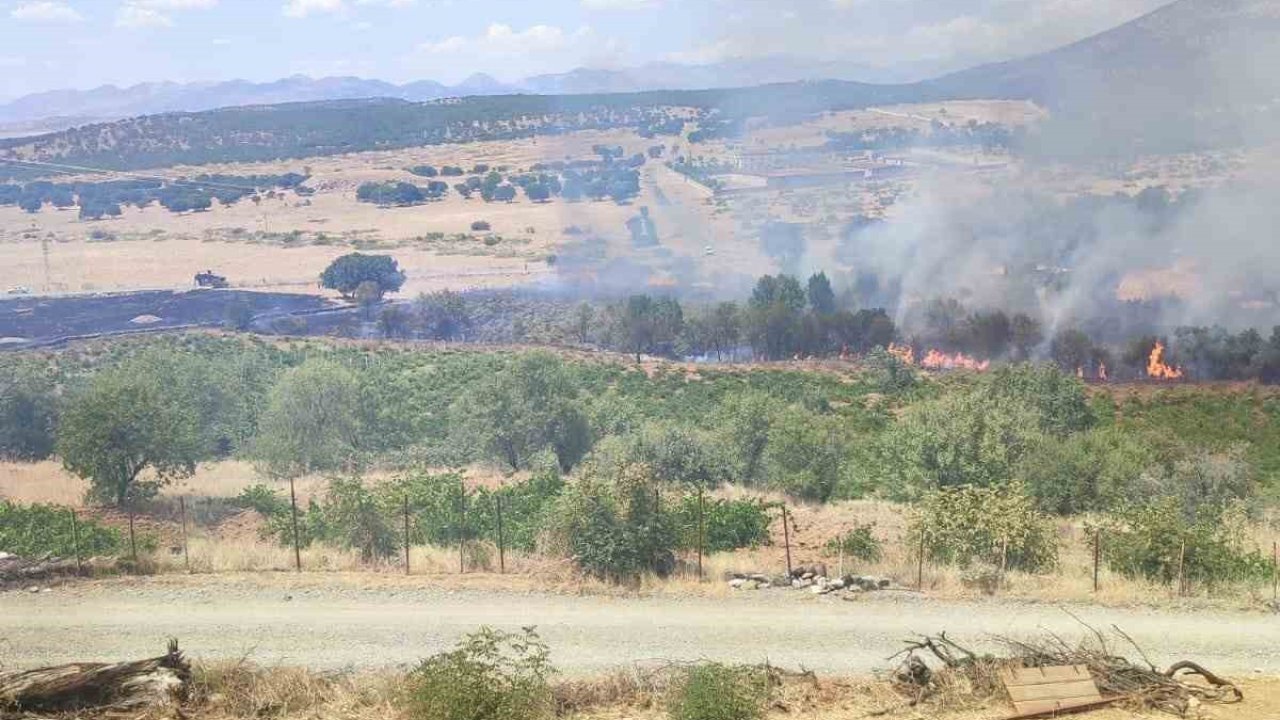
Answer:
58;361;202;506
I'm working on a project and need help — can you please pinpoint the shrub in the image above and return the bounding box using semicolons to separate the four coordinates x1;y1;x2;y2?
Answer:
909;482;1057;573
319;252;406;300
823;522;883;562
1099;497;1271;588
0;502;121;557
673;495;771;553
234;483;289;517
407;627;555;720
471;220;491;231
544;465;676;582
667;663;771;720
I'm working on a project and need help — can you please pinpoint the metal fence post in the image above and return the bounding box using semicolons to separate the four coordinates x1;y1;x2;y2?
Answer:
696;487;705;581
403;494;411;575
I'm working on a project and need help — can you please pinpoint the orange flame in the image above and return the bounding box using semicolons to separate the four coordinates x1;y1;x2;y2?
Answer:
921;349;990;371
887;342;915;365
1147;341;1184;380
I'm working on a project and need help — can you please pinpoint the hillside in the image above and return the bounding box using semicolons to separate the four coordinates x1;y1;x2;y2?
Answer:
0;82;934;172
1;0;1276;172
926;0;1280;153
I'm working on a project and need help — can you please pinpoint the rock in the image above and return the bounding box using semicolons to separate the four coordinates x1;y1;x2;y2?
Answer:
801;572;815;580
749;574;771;584
27;586;40;593
792;578;813;589
729;578;747;589
811;583;835;595
828;578;845;589
878;578;891;589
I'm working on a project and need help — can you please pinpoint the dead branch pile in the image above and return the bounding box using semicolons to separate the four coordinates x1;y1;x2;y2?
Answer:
0;640;190;716
1001;624;1242;716
887;624;1241;718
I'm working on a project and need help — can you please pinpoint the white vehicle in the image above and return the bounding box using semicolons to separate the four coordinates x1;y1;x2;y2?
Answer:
703;245;715;256
6;286;31;295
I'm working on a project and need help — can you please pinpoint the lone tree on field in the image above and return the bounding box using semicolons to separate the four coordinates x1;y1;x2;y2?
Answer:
320;253;406;301
57;361;202;507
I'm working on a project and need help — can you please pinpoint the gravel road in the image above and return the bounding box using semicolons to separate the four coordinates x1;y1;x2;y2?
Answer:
4;579;1278;675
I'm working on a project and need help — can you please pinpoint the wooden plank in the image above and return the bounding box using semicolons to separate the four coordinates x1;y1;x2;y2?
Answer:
1003;696;1120;720
1007;680;1101;703
1001;665;1104;717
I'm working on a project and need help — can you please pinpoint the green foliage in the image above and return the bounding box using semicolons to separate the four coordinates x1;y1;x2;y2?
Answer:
545;464;676;582
253;359;363;479
234;483;290;517
0;502;121;557
310;477;398;561
667;663;771;720
862;346;917;394
975;364;1094;436
824;522;883;562
449;353;591;472
1099;497;1271;588
407;626;555;720
873;390;1042;498
319;253;406;300
910;483;1057;572
58;353;204;506
763;406;843;502
0;360;58;461
1018;426;1164;514
671;494;772;553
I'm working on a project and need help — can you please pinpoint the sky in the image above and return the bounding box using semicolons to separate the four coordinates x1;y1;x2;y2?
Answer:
0;0;1174;99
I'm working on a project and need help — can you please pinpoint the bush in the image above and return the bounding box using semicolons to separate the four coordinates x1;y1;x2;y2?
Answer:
823;522;883;562
407;627;555;720
910;482;1057;572
0;502;121;557
234;483;289;517
672;495;771;553
544;465;676;582
1100;497;1270;588
667;663;771;720
471;220;491;231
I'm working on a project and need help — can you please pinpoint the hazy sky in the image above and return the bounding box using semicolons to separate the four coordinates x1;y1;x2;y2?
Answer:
0;0;1172;98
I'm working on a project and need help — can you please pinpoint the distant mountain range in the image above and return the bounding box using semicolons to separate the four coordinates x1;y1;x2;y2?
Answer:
2;0;1275;168
0;57;928;132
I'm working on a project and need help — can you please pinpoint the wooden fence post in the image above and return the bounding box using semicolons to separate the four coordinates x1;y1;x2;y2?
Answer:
916;528;926;592
1177;540;1186;597
127;505;138;565
289;476;302;573
403;494;411;576
179;496;190;574
496;494;506;575
696;487;705;581
458;483;467;575
69;509;82;575
1092;528;1101;593
1272;540;1277;606
781;505;793;578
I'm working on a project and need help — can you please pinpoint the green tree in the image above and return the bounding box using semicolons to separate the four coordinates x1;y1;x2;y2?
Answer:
763;405;842;501
415;290;472;340
717;391;780;485
746;275;805;360
0;362;58;461
806;272;836;315
319;253;406;300
449;353;591;472
253;359;363;480
58;360;202;506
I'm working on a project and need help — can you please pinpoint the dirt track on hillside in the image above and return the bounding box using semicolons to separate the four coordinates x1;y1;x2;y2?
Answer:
3;576;1279;675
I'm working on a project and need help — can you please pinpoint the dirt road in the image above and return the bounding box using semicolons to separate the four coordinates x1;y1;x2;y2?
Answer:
4;577;1278;675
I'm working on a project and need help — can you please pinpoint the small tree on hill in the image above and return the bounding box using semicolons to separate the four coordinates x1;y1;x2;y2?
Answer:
320;253;406;301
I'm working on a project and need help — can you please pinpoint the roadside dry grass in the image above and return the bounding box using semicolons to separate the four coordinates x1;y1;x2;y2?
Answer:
184;660;1279;720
